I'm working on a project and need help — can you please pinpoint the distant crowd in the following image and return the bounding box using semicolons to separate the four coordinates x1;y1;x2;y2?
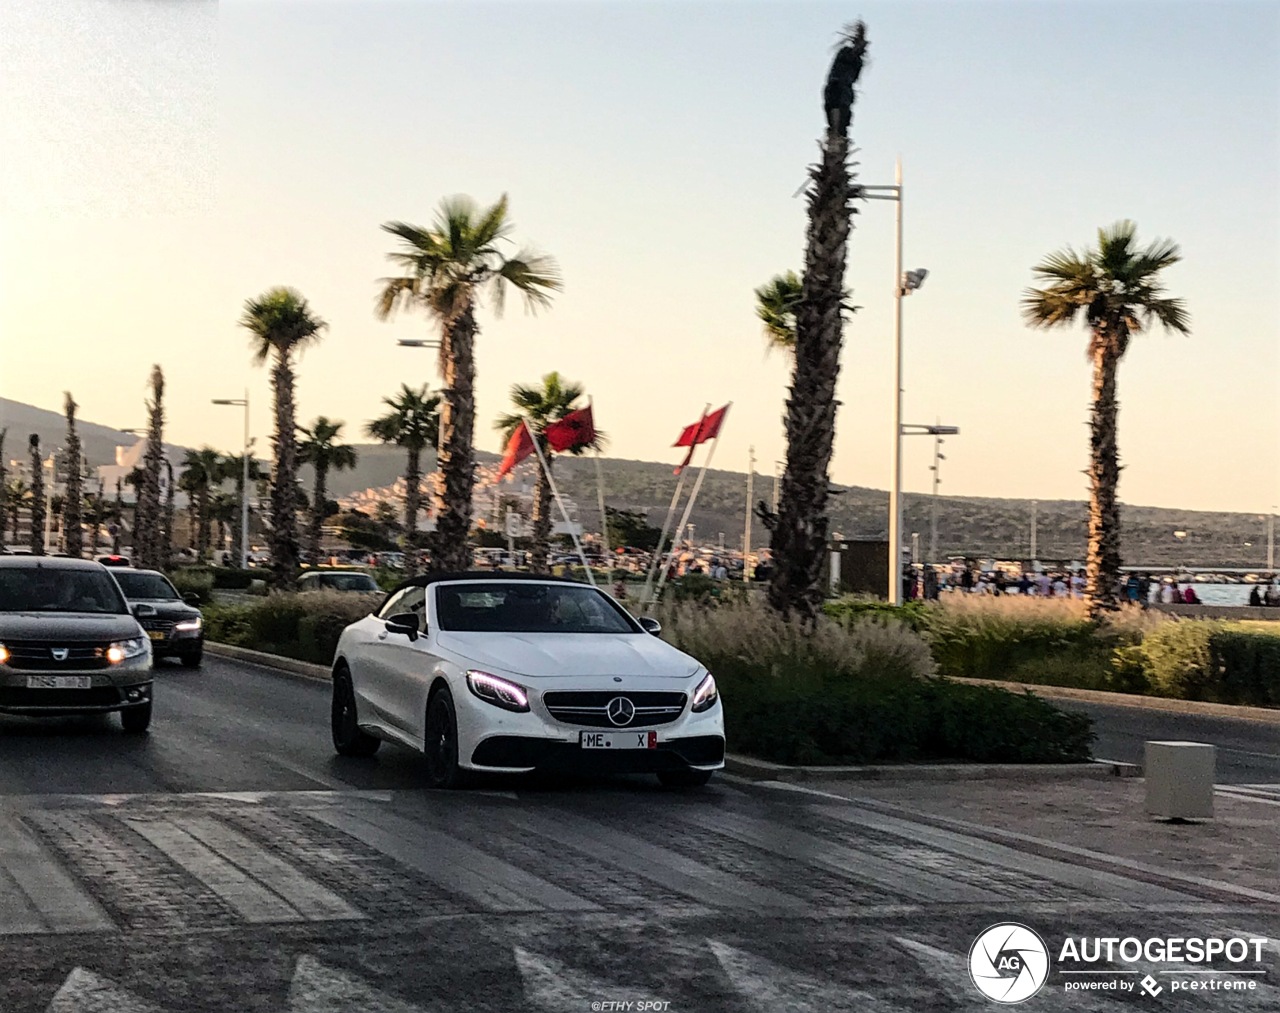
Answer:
906;566;1279;606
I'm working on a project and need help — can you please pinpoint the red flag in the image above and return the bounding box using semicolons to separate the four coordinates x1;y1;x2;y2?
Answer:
544;406;596;453
497;423;535;479
673;404;728;474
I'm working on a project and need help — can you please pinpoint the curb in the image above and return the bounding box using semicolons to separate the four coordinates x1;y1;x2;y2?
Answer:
205;642;329;682
724;754;1141;782
951;677;1280;725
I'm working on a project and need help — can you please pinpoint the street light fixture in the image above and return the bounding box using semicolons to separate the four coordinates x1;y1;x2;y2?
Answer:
212;392;251;570
864;159;932;604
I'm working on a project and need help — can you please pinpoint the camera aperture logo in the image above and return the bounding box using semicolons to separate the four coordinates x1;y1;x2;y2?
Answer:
969;923;1051;1004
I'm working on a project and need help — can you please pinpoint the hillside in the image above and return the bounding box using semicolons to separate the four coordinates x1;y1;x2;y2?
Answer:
0;398;1267;567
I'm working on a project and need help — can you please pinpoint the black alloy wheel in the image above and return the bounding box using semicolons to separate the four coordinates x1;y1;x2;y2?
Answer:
331;668;380;757
423;689;465;789
120;701;153;734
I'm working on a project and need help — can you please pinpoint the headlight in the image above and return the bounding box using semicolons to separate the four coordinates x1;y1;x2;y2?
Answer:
466;670;530;712
691;671;718;712
0;643;8;665
107;638;149;664
174;618;202;632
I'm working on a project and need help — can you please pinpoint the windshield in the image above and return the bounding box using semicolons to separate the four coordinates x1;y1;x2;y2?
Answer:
435;583;640;634
112;571;181;600
0;567;129;614
321;573;379;591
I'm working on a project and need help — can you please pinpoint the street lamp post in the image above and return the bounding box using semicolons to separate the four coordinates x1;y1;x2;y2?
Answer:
212;391;250;569
927;421;947;563
896;423;958;599
864;160;930;604
1268;509;1275;572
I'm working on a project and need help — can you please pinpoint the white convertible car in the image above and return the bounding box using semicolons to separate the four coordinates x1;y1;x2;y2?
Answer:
330;573;725;788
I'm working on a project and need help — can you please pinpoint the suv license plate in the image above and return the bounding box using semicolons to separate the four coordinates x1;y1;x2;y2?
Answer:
581;730;657;750
26;676;92;689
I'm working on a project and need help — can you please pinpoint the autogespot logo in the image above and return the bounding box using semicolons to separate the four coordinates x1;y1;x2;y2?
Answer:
969;923;1051;1004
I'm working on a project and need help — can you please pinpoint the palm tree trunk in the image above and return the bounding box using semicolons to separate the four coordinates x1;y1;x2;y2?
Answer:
62;397;84;557
270;350;301;588
29;436;46;556
403;446;421;576
309;465;329;566
1086;340;1123;617
197;486;211;561
112;481;123;553
230;468;245;567
0;429;8;544
433;307;477;572
530;449;554;574
162;462;175;570
140;366;166;569
767;127;858;621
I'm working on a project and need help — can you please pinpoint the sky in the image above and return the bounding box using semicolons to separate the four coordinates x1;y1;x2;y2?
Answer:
1;0;1277;516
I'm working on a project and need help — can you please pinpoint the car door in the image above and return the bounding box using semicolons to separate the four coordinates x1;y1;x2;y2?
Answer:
376;585;440;741
351;586;417;728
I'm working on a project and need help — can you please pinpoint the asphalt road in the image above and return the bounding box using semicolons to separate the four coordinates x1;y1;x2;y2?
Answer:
1050;698;1280;784
0;656;1276;1013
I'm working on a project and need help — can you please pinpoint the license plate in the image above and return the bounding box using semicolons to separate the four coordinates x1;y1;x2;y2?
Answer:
147;630;166;641
581;730;658;750
26;676;92;690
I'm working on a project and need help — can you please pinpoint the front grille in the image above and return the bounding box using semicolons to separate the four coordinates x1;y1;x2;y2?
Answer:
2;642;113;671
140;620;174;633
0;686;122;708
543;690;687;728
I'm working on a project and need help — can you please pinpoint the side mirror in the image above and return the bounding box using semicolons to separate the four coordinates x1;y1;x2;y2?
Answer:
637;616;662;636
182;592;201;607
133;603;157;618
385;612;421;641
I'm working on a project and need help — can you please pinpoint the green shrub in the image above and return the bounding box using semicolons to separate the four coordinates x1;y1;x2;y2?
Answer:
1127;620;1280;705
202;592;377;665
1135;621;1216;699
168;568;214;605
208;567;255;590
823;596;931;632
1209;624;1280;705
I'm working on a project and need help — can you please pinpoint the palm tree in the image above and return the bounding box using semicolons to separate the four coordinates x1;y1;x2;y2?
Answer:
755;271;802;355
112;479;123;553
299;417;358;566
240;287;328;590
767;23;869;622
376;195;561;571
181;447;225;562
221;451;265;568
366;385;439;576
209;492;239;562
28;435;45;555
136;365;166;569
0;427;7;544
6;480;30;544
1023;220;1189;616
495;372;602;574
61;393;85;558
162;458;175;570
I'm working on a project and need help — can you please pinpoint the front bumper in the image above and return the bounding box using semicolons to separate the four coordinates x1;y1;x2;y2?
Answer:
0;657;154;715
150;630;203;657
459;683;726;774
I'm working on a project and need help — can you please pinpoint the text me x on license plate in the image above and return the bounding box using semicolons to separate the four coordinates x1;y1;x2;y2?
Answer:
581;730;658;749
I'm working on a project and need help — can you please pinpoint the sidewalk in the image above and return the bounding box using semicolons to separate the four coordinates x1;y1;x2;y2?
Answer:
786;776;1280;900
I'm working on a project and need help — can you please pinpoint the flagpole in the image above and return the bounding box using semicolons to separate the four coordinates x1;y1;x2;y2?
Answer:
523;419;596;588
588;397;612;592
641;403;709;605
653;403;732;603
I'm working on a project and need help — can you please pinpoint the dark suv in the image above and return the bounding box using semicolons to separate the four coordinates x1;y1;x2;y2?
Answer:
0;557;154;732
109;569;204;668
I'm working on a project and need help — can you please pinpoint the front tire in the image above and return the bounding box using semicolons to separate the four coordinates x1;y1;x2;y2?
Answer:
120;701;152;734
657;768;714;788
180;644;203;669
423;688;466;789
332;668;380;757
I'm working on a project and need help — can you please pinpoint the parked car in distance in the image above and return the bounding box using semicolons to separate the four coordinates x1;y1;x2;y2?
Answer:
96;554;131;567
0;557;154;731
299;571;381;594
109;568;203;667
330;572;724;789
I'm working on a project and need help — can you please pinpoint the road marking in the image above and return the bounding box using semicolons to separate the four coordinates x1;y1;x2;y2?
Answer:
310;807;598;913
121;817;303;923
506;808;810;912
288;955;437;1012
709;939;900;1012
0;814;112;933
681;807;997;905
515;947;643;1010
176;815;364;921
819;805;1195;905
45;968;164;1013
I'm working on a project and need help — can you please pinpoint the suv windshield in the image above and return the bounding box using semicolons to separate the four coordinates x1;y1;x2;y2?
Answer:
0;567;128;614
112;571;181;600
435;583;639;634
320;573;379;592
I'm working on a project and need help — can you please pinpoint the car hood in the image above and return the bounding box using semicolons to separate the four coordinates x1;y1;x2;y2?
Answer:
128;599;200;621
434;631;701;679
0;613;143;641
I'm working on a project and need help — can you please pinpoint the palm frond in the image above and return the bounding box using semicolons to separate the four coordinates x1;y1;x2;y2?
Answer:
491;251;562;318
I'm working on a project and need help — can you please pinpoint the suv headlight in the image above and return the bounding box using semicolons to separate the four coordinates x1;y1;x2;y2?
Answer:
174;617;202;632
691;671;719;712
0;643;9;665
466;670;530;712
106;638;149;664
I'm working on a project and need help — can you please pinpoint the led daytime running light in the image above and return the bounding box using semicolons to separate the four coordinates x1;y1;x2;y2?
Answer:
466;670;530;712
